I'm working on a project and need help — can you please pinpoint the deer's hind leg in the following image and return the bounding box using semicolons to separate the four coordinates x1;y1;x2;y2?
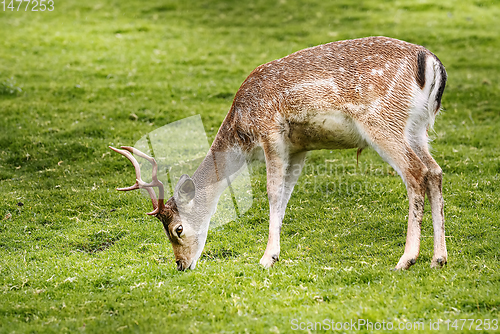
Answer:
361;129;429;270
410;138;447;268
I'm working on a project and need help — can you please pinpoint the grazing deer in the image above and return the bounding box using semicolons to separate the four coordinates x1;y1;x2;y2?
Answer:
110;36;447;271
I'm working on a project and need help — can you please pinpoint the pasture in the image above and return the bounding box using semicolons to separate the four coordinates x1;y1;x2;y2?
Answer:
1;0;499;332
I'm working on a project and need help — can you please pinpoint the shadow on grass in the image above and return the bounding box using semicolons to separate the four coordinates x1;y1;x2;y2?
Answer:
73;230;127;254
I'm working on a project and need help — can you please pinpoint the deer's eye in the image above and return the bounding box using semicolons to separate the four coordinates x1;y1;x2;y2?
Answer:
175;225;183;236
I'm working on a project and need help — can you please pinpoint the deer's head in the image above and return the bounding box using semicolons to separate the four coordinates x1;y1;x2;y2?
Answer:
109;146;209;271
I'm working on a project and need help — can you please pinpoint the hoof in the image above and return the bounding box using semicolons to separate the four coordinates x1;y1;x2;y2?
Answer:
431;256;447;268
259;254;279;269
394;256;417;270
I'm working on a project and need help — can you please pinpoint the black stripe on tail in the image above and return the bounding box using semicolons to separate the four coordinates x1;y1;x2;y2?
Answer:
433;54;447;112
416;51;426;89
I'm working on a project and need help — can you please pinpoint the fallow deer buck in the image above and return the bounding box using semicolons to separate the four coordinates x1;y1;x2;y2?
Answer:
110;36;447;271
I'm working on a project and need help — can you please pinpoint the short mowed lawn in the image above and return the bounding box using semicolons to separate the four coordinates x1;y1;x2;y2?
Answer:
0;0;499;333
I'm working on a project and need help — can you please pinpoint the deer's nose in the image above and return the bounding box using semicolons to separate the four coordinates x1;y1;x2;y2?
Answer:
176;260;184;271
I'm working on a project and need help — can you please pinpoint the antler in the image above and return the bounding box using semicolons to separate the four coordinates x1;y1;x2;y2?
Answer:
109;146;165;216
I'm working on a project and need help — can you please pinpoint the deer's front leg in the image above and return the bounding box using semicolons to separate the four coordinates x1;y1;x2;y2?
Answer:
260;150;288;269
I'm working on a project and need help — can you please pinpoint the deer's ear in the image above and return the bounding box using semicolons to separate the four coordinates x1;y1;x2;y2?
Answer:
174;174;196;205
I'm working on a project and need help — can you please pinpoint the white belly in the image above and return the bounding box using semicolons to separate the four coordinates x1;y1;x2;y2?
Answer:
285;110;367;151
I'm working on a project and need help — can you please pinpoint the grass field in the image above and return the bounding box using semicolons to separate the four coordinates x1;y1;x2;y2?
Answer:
1;0;499;333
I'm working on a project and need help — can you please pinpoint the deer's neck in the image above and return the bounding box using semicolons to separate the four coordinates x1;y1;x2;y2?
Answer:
191;130;250;218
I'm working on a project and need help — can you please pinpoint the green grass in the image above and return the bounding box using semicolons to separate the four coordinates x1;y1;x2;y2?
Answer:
1;0;499;333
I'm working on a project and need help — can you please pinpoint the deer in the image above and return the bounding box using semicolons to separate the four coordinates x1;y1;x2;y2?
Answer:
110;36;448;271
